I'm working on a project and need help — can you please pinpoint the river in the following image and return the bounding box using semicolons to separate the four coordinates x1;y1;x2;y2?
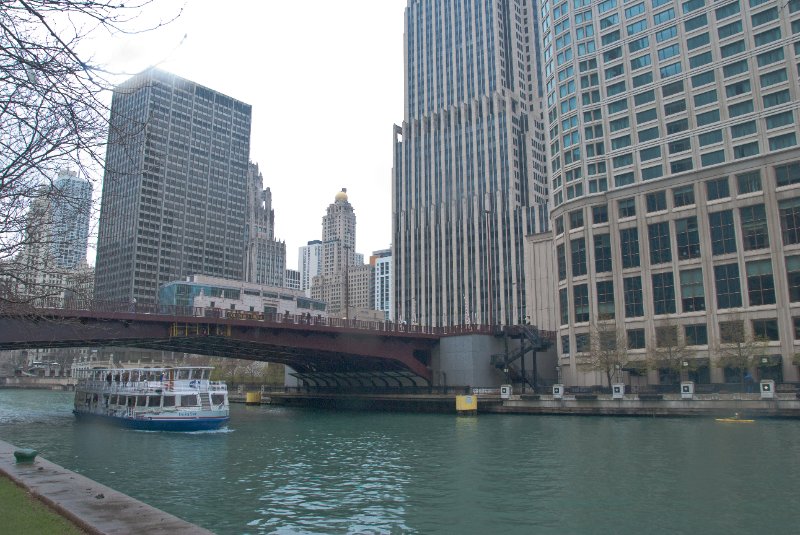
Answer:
0;389;798;534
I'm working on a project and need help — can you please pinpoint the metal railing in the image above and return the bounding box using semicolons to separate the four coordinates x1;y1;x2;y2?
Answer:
6;297;557;339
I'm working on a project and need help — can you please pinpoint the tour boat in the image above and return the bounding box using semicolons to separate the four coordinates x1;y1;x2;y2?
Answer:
73;366;229;431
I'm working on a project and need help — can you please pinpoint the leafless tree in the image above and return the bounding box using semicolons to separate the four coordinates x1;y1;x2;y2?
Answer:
578;322;629;388
716;319;767;385
647;322;694;384
1;0;180;310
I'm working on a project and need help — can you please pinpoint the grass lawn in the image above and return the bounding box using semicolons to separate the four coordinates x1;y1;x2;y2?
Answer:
0;474;86;534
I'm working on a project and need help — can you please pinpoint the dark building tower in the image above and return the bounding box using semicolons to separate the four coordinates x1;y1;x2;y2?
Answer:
393;0;549;328
95;69;252;305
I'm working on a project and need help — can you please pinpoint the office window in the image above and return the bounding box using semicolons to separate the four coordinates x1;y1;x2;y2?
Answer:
624;276;644;317
571;238;587;276
620;228;641;268
730;121;757;139
728;100;754;118
756;47;784;67
766;111;795;130
690;51;713;69
694;89;717;107
675;216;701;259
740;204;769;250
752;319;779;341
656;325;679;348
760;68;787;88
574;284;590;323
642;145;662;162
633;71;654;87
594;234;613;273
685;324;708;346
699;130;723;146
639;127;660;143
692;70;715;87
687;33;710;51
720;40;745;58
763;89;790;109
715;263;743;309
706;178;730;201
576;333;591;353
561;335;570;354
669;138;691;154
637;108;658;124
709;210;737;255
642;165;664;180
779;198;800;245
733;141;759;159
652;272;677;314
720;320;745;343
618;198;636;218
726;79;751;98
701;150;726;167
627;328;646;349
775;162;800;187
646;190;667;212
597;280;615;320
555;216;565;234
718;20;743;39
680;268;705;312
560;288;569;325
723;59;748;77
557;244;567;280
684;14;707;32
569;209;584;230
634;90;656;106
673;185;695;207
667;118;689;135
671;158;693;174
716;2;740;19
786;255;800;302
754;27;781;47
630;54;652;70
649;222;672;265
769;133;797;151
736;170;762;193
751;7;778;27
660;61;682;78
746;259;775;306
592;204;609;224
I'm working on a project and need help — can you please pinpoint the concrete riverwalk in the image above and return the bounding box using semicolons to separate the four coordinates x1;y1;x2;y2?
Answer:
0;439;213;535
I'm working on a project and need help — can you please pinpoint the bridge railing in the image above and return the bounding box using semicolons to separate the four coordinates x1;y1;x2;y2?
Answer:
13;298;555;339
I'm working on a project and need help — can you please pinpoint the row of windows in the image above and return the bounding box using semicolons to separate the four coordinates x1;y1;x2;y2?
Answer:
560;316;793;355
559;251;800;325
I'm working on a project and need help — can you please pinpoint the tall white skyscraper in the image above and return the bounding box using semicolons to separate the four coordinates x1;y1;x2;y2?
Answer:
298;240;322;294
50;169;92;269
393;0;549;328
373;249;393;322
541;0;800;384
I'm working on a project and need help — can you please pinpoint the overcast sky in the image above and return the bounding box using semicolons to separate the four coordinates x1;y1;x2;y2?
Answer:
92;0;407;269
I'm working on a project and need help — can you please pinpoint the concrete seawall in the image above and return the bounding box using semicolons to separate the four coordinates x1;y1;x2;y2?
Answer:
0;439;214;535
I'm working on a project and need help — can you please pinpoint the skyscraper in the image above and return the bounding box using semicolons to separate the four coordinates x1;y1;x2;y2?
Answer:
50;169;92;269
244;162;286;288
311;189;373;316
542;0;800;384
95;69;252;305
392;0;549;328
372;248;393;322
298;240;322;294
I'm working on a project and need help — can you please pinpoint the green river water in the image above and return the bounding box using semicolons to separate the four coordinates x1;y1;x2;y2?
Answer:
0;389;798;534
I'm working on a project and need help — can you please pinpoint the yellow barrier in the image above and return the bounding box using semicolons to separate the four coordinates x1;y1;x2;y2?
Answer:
456;395;477;415
245;392;262;405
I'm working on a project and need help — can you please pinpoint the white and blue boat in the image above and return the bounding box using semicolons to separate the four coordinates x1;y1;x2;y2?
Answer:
73;366;229;431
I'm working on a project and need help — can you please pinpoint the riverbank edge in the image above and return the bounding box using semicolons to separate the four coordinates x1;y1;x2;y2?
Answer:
257;392;800;418
0;439;214;535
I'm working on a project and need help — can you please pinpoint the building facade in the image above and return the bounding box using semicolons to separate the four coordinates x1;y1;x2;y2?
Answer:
244;162;286;288
284;269;300;291
95;69;252;306
372;249;393;321
299;240;322;294
540;0;800;384
392;0;550;328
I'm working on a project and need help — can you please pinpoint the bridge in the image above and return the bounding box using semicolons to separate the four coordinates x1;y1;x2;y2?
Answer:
0;303;553;388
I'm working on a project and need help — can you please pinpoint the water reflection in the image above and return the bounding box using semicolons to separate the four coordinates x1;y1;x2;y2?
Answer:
1;390;800;534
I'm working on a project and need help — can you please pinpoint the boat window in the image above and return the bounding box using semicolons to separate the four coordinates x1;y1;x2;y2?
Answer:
211;394;225;405
136;395;147;407
179;395;199;407
110;395;118;405
201;369;209;380
148;396;161;407
126;396;135;407
163;396;175;407
177;369;190;380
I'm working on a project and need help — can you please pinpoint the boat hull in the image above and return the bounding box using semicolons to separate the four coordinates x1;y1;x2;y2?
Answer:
73;410;229;431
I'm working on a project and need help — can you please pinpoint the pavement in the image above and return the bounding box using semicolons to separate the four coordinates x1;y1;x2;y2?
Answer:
0;439;214;535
